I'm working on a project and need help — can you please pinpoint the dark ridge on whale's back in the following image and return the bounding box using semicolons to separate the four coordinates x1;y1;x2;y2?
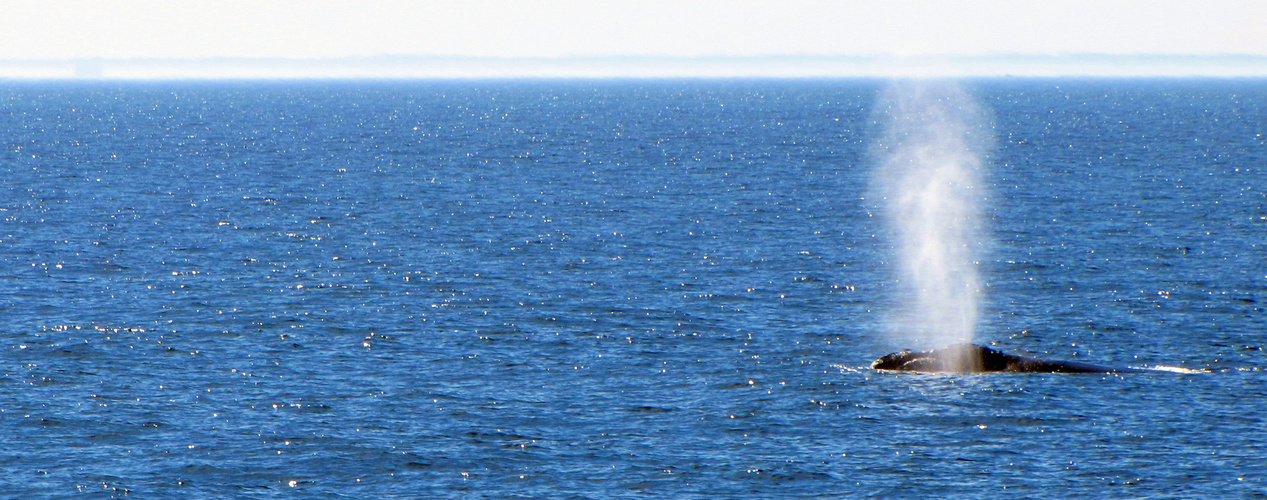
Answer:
872;343;1139;373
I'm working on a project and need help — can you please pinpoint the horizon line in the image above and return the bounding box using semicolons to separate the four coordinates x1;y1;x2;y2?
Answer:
5;53;1267;80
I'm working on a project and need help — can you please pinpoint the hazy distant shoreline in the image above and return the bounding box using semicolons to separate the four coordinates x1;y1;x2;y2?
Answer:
4;54;1267;80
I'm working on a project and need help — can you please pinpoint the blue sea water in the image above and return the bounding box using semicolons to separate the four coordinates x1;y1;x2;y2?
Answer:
1;79;1265;498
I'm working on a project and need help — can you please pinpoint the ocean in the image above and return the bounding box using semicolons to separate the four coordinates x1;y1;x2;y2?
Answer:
1;79;1264;498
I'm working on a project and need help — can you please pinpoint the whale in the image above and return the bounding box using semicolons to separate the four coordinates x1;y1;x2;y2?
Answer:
871;343;1140;373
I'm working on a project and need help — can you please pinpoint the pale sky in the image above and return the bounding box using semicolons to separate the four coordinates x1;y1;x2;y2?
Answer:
3;0;1266;77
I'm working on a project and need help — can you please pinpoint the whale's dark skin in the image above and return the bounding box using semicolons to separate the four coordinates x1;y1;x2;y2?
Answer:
872;343;1140;373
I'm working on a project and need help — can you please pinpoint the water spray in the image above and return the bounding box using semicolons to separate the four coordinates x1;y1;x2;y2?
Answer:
871;81;990;352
